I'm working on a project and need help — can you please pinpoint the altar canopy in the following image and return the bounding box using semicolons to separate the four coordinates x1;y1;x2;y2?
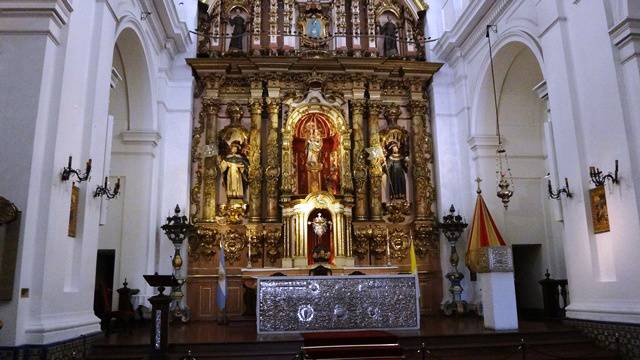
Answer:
185;0;442;321
465;193;508;273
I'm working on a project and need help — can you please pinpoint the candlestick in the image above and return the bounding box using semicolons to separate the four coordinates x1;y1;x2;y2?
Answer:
247;238;252;269
386;228;391;266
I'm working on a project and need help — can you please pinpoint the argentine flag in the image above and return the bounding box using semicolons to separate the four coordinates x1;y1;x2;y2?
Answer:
216;239;227;313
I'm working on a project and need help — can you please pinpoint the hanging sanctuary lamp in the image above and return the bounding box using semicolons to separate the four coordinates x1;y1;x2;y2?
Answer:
486;25;514;209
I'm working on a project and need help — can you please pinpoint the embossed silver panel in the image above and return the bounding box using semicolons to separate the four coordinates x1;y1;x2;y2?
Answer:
476;246;514;273
257;274;420;333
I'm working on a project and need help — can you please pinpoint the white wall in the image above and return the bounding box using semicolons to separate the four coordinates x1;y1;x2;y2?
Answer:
0;0;193;347
430;0;640;324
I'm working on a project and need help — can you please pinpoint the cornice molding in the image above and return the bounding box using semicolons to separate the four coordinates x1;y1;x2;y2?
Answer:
609;17;640;64
120;130;161;146
0;0;73;45
134;0;191;58
467;135;499;152
432;0;512;62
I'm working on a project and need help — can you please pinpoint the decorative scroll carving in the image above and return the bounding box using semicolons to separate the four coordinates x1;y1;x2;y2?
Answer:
368;101;384;221
410;99;435;221
352;100;367;220
389;228;409;260
264;226;282;264
265;99;281;221
223;229;246;264
353;227;369;260
190;227;218;262
248;99;263;222
384;199;410;223
203;99;221;221
190;102;207;221
413;222;438;257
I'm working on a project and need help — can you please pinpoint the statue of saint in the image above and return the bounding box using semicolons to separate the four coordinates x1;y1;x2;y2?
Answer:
385;142;408;199
305;122;323;169
219;142;249;199
379;17;398;57
228;11;246;51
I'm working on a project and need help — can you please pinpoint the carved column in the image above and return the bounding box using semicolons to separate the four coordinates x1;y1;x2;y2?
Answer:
265;99;281;222
248;99;263;222
251;0;261;52
368;101;384;221
202;99;220;221
410;99;435;221
352;100;368;220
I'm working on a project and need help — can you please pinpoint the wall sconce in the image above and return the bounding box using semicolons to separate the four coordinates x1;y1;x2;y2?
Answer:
589;160;619;187
93;177;120;200
548;177;572;200
61;156;91;183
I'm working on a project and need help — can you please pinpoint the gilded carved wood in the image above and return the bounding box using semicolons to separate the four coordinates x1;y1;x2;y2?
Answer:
186;54;442;319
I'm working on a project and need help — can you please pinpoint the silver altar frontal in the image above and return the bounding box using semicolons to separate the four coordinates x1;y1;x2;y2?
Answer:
256;274;420;333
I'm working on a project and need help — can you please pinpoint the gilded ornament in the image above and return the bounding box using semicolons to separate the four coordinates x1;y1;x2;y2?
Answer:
222;229;246;264
264;227;282;264
384;199;411;223
413;222;437;257
389;228;409;260
189;226;218;262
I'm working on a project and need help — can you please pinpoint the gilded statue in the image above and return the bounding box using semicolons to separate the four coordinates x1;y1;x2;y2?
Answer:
385;141;408;199
219;142;249;199
305;122;323;169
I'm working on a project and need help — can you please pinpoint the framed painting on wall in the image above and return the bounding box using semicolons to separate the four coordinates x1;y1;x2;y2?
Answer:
68;183;79;237
0;196;20;300
589;185;610;234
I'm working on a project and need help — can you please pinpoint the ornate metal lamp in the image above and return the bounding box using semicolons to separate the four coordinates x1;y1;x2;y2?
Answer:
487;25;515;209
439;204;468;316
160;205;194;323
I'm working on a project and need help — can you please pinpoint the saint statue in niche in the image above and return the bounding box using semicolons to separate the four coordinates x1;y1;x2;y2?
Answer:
228;10;246;51
219;142;249;199
305;122;323;169
385;141;408;199
379;16;398;57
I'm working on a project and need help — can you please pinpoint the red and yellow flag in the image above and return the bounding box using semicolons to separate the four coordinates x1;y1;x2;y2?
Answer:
465;193;507;273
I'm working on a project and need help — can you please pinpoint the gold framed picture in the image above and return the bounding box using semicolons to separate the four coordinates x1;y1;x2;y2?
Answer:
68;183;79;237
589;185;610;234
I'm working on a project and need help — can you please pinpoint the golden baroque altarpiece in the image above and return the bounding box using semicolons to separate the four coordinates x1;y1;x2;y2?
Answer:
187;0;443;320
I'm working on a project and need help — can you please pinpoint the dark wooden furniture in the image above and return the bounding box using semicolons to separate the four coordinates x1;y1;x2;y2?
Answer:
101;280;136;336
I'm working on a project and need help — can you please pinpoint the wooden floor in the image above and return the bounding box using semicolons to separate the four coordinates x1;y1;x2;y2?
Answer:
95;315;569;346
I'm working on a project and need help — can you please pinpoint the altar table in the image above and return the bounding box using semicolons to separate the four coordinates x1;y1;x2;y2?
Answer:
256;274;420;333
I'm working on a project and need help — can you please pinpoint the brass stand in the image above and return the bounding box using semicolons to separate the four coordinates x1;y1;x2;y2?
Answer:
439;205;468;316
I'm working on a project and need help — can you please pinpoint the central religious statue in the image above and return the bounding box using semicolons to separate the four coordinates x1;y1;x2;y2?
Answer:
305;122;323;169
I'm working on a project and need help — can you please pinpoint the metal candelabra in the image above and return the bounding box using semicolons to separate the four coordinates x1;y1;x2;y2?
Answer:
160;204;195;323
439;204;469;316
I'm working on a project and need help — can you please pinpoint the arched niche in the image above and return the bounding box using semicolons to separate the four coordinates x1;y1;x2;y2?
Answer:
224;6;250;52
470;39;567;313
98;24;158;311
112;26;155;131
288;192;346;266
292;112;341;194
282;102;351;197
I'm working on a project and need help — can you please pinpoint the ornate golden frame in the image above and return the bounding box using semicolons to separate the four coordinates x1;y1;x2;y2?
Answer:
281;104;352;197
